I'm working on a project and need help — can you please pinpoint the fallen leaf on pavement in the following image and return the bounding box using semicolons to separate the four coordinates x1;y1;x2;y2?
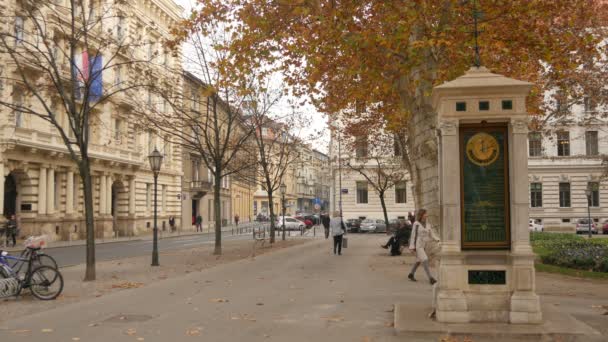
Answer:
11;330;30;334
41;328;54;333
88;323;99;327
322;315;344;322
210;298;229;303
256;302;264;306
186;328;202;336
124;328;137;336
72;338;81;341
362;337;372;342
111;282;144;289
137;338;145;341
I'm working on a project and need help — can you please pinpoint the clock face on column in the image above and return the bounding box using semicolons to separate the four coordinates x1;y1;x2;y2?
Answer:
466;132;499;167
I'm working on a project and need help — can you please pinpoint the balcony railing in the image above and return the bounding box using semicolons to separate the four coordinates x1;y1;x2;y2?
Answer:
190;180;212;191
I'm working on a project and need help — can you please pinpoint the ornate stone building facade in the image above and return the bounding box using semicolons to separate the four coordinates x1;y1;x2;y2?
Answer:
0;0;184;240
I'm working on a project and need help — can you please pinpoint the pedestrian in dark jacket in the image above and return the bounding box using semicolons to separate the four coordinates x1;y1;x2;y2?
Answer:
195;215;203;232
5;214;18;247
321;214;331;239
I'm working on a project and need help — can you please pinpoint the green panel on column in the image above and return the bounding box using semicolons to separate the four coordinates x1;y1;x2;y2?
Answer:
460;124;511;249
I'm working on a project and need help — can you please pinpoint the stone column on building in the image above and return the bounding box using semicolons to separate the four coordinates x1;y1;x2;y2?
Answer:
129;177;136;216
38;166;47;215
0;162;5;217
46;168;55;215
106;175;113;216
66;170;74;215
99;174;106;215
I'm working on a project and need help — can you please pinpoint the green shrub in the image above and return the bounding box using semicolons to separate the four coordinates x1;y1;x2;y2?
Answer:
535;237;608;273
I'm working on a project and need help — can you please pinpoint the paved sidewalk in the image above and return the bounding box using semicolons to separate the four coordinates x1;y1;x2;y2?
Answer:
0;234;605;341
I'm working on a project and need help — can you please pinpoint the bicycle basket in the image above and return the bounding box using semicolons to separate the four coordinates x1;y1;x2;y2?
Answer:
24;235;48;249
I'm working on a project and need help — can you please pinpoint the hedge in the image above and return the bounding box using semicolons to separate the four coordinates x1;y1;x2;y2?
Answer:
531;233;608;273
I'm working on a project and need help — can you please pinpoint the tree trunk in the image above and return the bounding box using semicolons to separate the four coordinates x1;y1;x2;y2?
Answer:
379;191;390;229
268;192;275;244
213;174;222;255
80;160;96;281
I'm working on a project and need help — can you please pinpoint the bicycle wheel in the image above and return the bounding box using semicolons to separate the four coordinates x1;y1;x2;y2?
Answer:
33;253;58;270
29;265;63;300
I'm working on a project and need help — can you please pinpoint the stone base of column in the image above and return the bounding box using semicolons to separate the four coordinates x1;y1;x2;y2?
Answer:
435;251;542;324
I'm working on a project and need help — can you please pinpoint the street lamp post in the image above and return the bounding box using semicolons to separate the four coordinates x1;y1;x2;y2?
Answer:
585;186;593;239
280;183;287;241
148;147;163;266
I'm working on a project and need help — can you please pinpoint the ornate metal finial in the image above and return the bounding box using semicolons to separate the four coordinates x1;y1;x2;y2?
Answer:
469;0;483;67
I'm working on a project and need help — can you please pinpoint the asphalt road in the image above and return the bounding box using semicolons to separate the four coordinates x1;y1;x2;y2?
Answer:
44;231;254;267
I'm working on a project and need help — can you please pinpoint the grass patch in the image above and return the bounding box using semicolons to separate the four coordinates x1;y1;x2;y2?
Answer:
535;262;608;280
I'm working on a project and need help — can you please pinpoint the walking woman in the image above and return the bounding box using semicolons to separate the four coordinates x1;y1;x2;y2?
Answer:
408;209;439;284
329;211;346;255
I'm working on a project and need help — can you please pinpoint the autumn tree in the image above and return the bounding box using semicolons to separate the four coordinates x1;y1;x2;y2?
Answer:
244;94;309;243
0;0;160;280
177;0;608;225
338;118;408;228
147;29;254;255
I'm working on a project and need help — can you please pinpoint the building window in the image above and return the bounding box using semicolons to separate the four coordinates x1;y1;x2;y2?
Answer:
116;16;124;40
557;131;570;156
355;137;368;158
14;92;23;128
588;182;600;207
501;100;513;110
146;183;152;210
114;65;122;87
73;175;79;211
395;181;407;204
356;181;368;204
147;130;154;153
559;182;571;208
530;183;542;208
114;119;122;141
15;17;24;45
161;185;167;213
583;96;595;113
528;132;542;157
191;159;199;181
148;40;156;60
54;173;60;210
456;102;466;112
562;218;570;223
479;101;490;111
585;131;599;156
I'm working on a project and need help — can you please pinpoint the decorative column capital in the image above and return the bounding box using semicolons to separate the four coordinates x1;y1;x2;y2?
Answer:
439;119;459;136
511;118;529;134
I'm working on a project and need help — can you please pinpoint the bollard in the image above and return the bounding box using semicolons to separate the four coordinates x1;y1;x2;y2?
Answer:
314;226;316;237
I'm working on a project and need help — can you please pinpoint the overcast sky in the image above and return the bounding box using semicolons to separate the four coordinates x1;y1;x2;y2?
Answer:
173;0;329;153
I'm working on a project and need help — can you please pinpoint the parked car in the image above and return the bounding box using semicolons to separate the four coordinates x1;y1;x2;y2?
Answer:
602;219;608;235
276;216;305;231
345;218;361;233
360;219;387;233
575;218;597;234
528;219;543;232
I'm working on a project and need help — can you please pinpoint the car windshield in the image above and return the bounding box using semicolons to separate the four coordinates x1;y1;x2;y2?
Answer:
362;219;374;223
578;219;591;224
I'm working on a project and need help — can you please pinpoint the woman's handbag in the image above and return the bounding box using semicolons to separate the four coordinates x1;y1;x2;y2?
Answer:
342;236;348;248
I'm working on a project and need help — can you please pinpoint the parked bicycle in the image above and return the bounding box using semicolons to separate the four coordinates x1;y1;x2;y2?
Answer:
0;236;63;300
9;236;58;273
0;250;63;300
